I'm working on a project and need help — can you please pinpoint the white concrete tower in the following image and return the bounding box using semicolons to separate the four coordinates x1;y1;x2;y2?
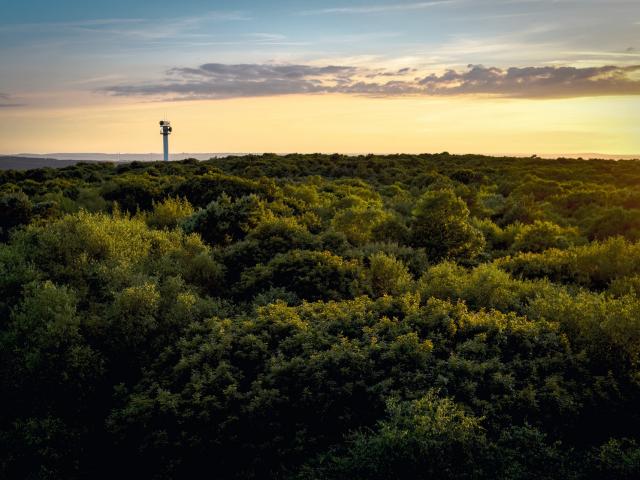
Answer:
159;120;172;161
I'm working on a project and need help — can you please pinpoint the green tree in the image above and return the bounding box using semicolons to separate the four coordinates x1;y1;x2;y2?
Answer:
146;196;194;230
331;205;390;246
511;220;581;253
410;189;485;261
183;193;268;245
0;191;32;241
238;249;365;301
589;438;640;479
368;252;413;297
298;392;487;480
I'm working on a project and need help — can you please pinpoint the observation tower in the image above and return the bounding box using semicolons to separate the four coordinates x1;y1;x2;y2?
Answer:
159;120;172;161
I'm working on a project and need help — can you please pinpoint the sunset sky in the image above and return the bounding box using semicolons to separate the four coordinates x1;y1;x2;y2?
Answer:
1;0;639;156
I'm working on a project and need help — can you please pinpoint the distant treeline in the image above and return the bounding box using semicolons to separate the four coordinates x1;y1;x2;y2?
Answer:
1;153;639;479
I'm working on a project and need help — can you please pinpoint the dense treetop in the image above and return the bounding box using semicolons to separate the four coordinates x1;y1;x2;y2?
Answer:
1;153;640;479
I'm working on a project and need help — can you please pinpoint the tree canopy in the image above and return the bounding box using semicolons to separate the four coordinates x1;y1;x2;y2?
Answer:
1;153;639;479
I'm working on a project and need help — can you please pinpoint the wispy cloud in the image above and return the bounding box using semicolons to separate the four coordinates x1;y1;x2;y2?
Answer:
0;93;25;108
0;18;146;32
0;11;250;41
298;1;455;15
102;62;640;100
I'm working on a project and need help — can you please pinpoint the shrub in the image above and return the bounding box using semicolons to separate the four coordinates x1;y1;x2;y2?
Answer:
368;252;413;297
183;194;268;245
510;220;582;253
410;189;485;261
238;250;366;301
146;196;194;230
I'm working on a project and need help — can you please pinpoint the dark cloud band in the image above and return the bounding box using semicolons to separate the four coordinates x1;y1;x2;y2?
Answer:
417;64;640;98
103;63;640;100
0;93;25;108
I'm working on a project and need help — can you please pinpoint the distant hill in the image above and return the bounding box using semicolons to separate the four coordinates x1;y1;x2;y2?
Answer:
0;156;106;170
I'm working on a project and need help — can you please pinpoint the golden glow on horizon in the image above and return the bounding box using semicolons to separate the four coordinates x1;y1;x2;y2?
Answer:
1;94;638;156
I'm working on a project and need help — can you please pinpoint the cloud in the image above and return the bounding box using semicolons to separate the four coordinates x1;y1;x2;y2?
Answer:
417;64;640;98
299;1;455;15
102;62;640;100
0;18;146;32
105;64;359;99
0;93;24;108
0;11;250;42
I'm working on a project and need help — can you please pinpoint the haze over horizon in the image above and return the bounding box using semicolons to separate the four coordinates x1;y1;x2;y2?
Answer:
1;0;639;155
6;152;640;162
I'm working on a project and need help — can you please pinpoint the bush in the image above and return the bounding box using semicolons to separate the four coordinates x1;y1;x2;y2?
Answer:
298;392;487;480
238;250;367;301
368;252;413;297
588;438;640;479
510;220;582;253
146;196;194;230
498;237;640;290
587;207;640;241
183;194;268;245
410;189;485;261
331;206;391;246
417;262;554;314
0;191;32;241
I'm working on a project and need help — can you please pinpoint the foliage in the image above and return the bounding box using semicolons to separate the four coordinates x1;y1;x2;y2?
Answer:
182;193;267;245
0;190;32;240
498;237;640;290
298;392;487;480
237;249;366;301
145;196;194;230
367;252;413;297
410;189;485;261
510;220;582;253
1;153;640;479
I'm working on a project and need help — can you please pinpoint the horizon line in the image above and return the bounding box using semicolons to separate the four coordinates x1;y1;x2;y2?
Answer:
3;152;640;161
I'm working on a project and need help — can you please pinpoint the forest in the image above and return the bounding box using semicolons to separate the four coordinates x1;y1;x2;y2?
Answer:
1;152;640;479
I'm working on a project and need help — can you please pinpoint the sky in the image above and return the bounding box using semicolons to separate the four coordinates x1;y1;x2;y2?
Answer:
0;0;639;156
